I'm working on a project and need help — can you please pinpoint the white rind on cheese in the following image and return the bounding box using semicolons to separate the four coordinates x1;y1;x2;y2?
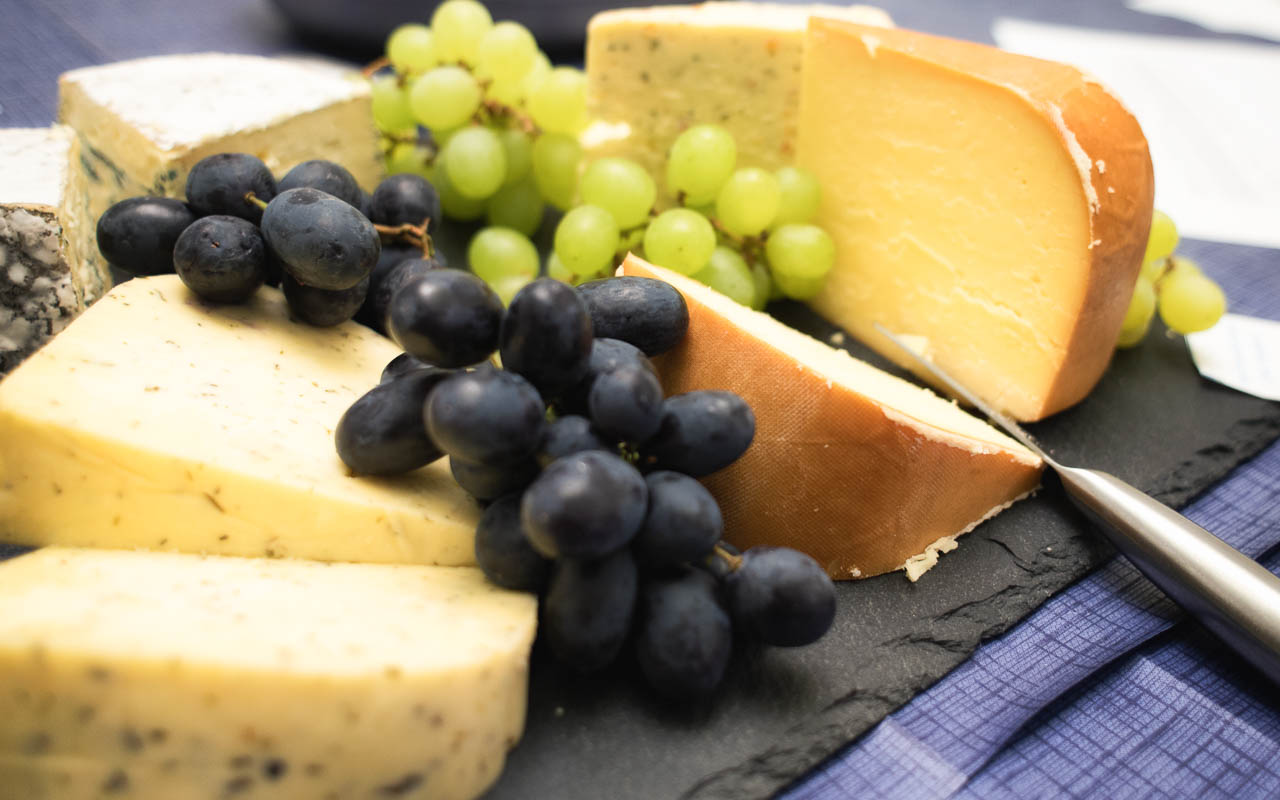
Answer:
0;127;108;373
0;547;536;800
622;255;1043;580
0;275;480;564
583;3;892;195
58;53;383;298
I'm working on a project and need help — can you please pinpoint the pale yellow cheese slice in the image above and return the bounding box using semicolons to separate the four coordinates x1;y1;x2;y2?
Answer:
798;19;1155;421
59;53;383;291
622;254;1043;580
0;547;536;800
0;275;479;564
583;3;892;196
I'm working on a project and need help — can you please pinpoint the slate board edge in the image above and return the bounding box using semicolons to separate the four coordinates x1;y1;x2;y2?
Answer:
684;413;1280;800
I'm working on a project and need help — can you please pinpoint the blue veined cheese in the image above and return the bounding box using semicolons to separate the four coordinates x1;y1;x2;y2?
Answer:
583;2;892;194
58;53;383;283
0;274;479;564
0;547;537;800
0;127;109;373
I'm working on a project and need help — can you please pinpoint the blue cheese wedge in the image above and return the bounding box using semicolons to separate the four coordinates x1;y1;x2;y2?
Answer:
583;2;892;191
58;53;382;281
0;274;479;564
0;127;108;373
0;546;536;800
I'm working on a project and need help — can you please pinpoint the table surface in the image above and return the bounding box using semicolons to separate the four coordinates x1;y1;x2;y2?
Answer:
2;1;1277;798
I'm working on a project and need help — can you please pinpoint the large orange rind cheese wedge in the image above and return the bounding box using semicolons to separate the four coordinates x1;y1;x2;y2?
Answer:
622;254;1044;580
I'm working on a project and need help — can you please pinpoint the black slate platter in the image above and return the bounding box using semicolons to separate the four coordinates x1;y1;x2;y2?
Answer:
479;302;1280;800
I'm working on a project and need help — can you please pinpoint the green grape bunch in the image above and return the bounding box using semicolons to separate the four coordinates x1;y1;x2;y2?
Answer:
1117;209;1227;348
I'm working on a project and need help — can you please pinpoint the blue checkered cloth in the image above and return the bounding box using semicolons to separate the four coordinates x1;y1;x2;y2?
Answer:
786;241;1280;799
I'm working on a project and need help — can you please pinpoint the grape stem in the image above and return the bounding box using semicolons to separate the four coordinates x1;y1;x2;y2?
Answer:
244;192;269;211
713;542;743;572
361;56;391;79
244;192;434;257
475;97;540;137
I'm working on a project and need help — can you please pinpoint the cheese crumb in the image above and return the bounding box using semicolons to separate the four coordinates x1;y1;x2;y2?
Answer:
829;331;846;345
901;535;960;582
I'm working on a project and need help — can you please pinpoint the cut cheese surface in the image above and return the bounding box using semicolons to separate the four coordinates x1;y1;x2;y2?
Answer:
622;255;1043;579
798;19;1154;421
583;3;891;195
58;53;382;288
0;127;108;373
0;547;536;800
0;275;479;564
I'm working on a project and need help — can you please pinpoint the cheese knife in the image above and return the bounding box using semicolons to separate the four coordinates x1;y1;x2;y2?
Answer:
875;322;1280;684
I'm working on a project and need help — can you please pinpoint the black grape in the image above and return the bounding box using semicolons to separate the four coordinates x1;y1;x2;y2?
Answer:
588;361;664;444
450;456;539;501
474;494;552;592
643;391;755;477
356;246;433;333
380;352;430;384
560;337;656;415
543;548;637;672
577;276;689;355
335;368;450;475
278;160;363;208
388;269;503;368
635;568;732;698
172;215;266;303
725;546;836;647
632;471;723;567
281;272;369;327
261;188;380;290
95;197;195;276
500;278;593;401
369;173;441;234
184;153;277;223
424;367;545;465
536;415;610;468
520;450;647;559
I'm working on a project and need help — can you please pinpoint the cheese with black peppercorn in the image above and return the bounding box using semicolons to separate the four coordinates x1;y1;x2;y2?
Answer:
0;547;536;800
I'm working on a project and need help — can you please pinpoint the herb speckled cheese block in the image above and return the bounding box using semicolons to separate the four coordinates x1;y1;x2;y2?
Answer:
622;255;1043;580
0;275;479;564
583;3;891;194
59;53;382;279
798;19;1155;421
0;127;109;373
0;547;536;800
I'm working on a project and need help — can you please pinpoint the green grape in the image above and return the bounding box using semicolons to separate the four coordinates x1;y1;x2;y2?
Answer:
519;52;552;106
498;128;532;186
1140;255;1168;284
716;168;780;237
468;226;540;285
1167;255;1202;276
486;75;523;107
1116;276;1156;348
693;246;755;306
555;205;620;277
442;126;506;200
580;157;656;230
1143;209;1178;265
492;274;534;306
434;153;487;221
1157;263;1226;334
666;124;736;202
642;209;716;276
486;179;545;236
476;21;538;84
527;67;588;135
766;224;836;299
386;24;437;73
370;74;416;134
430;0;493;64
546;251;574;283
531;132;581;211
408;66;482;131
750;260;772;310
618;226;646;257
384;141;432;178
774;166;821;226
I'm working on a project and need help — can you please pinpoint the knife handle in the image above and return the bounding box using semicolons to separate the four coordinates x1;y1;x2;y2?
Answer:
1057;466;1280;683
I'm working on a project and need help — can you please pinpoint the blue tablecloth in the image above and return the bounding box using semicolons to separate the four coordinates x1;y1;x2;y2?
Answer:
3;1;1277;797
